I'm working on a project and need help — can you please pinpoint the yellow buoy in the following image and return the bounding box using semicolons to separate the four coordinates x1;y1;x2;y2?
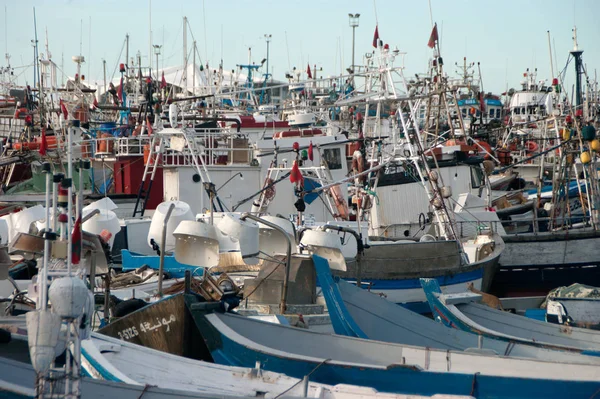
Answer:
591;139;600;152
581;151;592;164
562;128;571;141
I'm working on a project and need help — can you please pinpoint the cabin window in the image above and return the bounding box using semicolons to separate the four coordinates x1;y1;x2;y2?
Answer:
470;165;485;188
322;148;342;170
461;108;467;117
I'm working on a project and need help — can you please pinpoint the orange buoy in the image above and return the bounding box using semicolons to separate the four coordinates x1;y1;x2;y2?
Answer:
525;141;538;153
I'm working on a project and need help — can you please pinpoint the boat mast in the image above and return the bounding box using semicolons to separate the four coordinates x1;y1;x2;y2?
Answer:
183;16;188;96
570;26;584;110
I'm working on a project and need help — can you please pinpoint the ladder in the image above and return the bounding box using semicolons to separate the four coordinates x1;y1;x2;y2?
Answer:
132;135;164;217
132;129;221;217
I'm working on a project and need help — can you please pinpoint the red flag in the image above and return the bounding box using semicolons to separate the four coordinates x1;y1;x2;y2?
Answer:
59;99;68;119
118;76;124;103
372;25;379;48
427;24;438;48
161;71;167;89
39;128;48;156
146;116;153;136
306;64;312;79
71;216;82;265
308;141;314;161
290;160;304;184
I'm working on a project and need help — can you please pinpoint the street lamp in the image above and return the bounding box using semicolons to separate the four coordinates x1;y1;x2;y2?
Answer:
264;34;272;81
153;44;162;80
348;13;360;75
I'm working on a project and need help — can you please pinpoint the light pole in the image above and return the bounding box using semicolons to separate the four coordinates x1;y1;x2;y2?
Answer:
153;44;162;80
348;13;360;75
264;34;272;81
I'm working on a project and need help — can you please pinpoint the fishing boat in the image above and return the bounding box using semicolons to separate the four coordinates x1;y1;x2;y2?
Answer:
419;278;600;353
190;283;600;398
80;332;472;399
544;283;600;329
313;254;600;363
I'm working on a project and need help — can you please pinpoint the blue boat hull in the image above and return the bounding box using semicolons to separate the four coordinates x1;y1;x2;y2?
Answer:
120;249;204;278
203;315;600;399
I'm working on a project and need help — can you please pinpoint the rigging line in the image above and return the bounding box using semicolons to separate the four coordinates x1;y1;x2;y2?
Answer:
109;37;127;82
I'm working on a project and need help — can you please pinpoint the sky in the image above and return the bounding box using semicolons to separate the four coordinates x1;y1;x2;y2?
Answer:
2;0;600;96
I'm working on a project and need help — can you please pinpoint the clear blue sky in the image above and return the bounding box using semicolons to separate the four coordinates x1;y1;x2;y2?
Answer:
2;0;599;95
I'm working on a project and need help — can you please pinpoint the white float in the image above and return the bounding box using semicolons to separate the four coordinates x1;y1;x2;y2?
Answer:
300;229;346;271
258;216;296;257
217;213;260;265
26;310;61;374
82;208;121;248
173;220;220;267
48;277;89;319
147;201;194;252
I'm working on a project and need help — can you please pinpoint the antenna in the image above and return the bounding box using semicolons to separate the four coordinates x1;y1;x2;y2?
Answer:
80;19;83;56
203;0;208;62
4;5;8;66
88;16;91;81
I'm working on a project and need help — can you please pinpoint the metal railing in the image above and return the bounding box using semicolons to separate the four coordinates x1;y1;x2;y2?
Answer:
115;131;254;167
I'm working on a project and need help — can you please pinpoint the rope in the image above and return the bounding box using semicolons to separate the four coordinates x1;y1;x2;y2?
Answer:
137;383;157;399
274;358;331;398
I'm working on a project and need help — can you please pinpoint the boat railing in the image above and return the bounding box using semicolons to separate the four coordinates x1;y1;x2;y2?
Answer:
454;219;499;237
113;130;253;166
0;117;25;138
500;214;595;236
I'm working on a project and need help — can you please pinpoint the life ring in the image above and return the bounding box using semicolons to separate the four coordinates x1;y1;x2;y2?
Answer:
330;185;349;220
263;178;276;201
525;141;538;153
14;107;28;119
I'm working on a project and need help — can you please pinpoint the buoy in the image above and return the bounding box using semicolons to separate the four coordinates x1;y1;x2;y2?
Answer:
582;125;596;141
525;141;539;153
591;139;600;152
48;277;89;319
26;310;61;374
562;128;571;141
57;186;69;208
168;103;179;127
581;151;591;164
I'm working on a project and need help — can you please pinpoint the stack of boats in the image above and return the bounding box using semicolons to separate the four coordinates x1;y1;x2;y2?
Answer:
2;11;600;399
